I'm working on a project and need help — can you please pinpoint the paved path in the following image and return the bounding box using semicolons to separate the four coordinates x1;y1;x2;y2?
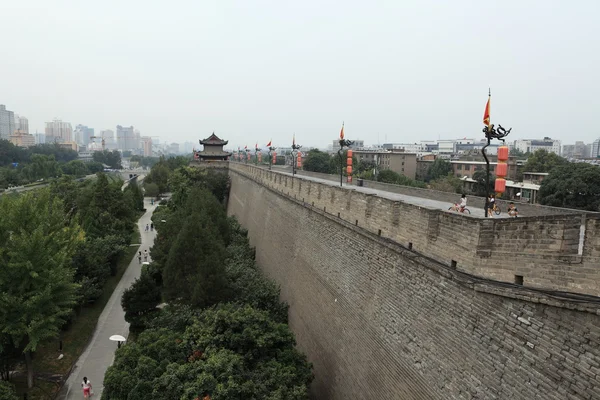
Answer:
273;170;508;219
59;198;157;399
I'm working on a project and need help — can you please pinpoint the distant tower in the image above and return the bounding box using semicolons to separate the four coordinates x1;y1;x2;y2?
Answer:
194;133;232;162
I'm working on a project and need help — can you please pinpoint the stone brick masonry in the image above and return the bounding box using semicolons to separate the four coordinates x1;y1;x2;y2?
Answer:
227;164;600;400
231;164;600;296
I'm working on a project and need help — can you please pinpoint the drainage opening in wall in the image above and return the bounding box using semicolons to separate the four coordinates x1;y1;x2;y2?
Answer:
515;275;524;285
450;260;457;269
337;212;340;218
378;229;382;236
355;220;358;226
408;242;413;250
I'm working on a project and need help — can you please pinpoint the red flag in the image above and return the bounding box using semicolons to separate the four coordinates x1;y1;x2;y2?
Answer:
244;145;247;150
340;123;344;140
483;95;490;126
293;134;295;146
266;140;272;147
255;143;258;150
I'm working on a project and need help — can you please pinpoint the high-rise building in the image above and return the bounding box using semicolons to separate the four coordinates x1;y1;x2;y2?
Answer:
117;125;139;151
33;132;45;144
592;138;600;159
14;114;29;134
73;124;94;146
514;138;562;156
183;141;195;154
169;143;180;154
141;136;153;157
45;119;73;143
0;104;15;140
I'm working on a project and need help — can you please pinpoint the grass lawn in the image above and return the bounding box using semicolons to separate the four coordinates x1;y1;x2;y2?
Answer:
20;223;142;400
13;378;58;400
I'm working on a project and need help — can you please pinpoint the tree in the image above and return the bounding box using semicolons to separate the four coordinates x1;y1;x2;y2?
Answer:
61;160;89;177
0;190;83;388
0;381;18;400
93;150;122;169
426;159;452;182
472;170;495;196
79;173;134;241
429;174;463;193
30;143;78;163
523;149;569;173
145;159;171;194
328;150;357;175
302;149;332;173
539;163;600;211
122;271;162;331
103;305;313;400
0;140;29;167
124;180;145;212
21;154;61;181
376;169;426;188
143;182;160;198
225;220;288;323
163;210;229;307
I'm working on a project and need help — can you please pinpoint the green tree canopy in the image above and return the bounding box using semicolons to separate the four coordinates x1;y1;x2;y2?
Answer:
21;154;61;181
0;381;18;400
377;169;426;188
523;149;569;173
0;190;83;387
471;170;496;197
163;210;229;307
122;271;162;331
302;149;332;173
428;174;463;193
93;150;122;169
539;163;600;211
426;159;452;181
79;173;134;241
104;304;312;400
60;159;89;177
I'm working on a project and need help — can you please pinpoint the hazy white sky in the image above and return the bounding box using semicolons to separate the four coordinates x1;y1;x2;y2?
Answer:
2;0;599;149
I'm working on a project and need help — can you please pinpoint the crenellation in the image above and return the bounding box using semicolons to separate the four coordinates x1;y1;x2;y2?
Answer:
227;164;600;400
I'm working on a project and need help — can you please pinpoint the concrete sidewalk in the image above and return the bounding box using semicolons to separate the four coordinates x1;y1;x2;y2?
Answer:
58;198;158;399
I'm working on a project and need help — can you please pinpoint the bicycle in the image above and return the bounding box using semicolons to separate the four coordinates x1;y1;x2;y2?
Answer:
448;204;471;214
490;203;501;216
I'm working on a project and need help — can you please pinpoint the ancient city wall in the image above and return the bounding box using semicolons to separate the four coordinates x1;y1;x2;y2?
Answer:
278;166;583;217
227;166;600;400
232;163;600;296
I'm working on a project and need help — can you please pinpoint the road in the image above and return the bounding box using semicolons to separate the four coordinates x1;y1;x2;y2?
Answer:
1;170;144;196
58;198;157;399
275;170;508;219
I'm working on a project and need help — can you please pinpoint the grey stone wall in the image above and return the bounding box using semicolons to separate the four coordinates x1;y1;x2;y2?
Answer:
231;163;600;296
227;169;600;400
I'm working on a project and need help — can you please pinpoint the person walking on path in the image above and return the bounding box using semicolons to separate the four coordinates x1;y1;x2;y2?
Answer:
150;222;154;231
81;377;92;398
143;249;148;262
145;224;149;232
60;195;158;399
138;251;142;264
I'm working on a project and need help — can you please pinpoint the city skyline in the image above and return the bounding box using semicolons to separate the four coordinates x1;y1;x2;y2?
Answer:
2;1;600;148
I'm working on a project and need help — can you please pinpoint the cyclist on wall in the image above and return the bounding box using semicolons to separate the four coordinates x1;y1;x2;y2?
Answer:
450;194;467;213
488;194;496;217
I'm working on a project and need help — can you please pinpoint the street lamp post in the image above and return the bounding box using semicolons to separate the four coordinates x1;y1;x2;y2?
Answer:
337;139;354;186
267;146;276;170
482;124;511;217
291;142;302;176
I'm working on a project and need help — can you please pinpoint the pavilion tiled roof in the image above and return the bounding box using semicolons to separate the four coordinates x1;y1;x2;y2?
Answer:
200;133;228;146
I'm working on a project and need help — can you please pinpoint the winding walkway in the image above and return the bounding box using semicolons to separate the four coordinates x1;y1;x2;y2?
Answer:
59;198;157;399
